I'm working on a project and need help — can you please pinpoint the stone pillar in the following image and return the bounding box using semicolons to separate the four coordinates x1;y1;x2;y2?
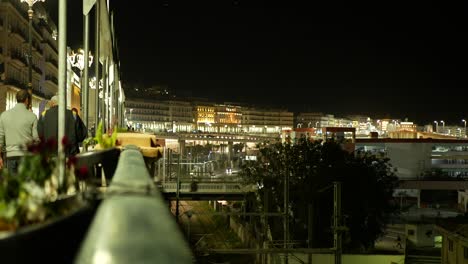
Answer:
416;189;421;208
178;139;186;159
0;85;7;113
228;141;233;168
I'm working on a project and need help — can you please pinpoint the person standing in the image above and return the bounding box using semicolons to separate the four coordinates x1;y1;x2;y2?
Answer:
0;90;39;174
37;96;87;156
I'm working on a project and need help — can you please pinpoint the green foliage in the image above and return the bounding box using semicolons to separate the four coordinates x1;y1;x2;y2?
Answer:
0;138;77;228
94;121;118;149
82;137;97;147
187;144;213;160
239;138;399;251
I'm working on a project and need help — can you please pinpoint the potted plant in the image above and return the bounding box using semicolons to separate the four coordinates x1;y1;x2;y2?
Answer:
0;138;98;263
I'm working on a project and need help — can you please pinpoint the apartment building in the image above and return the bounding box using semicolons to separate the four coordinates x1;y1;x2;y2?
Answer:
214;104;242;133
125;98;194;132
241;106;293;134
294;112;323;128
0;0;58;116
194;102;216;133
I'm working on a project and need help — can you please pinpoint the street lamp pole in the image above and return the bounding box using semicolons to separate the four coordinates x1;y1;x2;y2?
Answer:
441;120;445;134
463;119;467;138
20;0;45;94
434;121;438;133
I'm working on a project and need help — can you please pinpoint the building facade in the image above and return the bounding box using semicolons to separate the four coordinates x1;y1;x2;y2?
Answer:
436;222;468;264
0;0;58;116
356;138;468;180
241;106;293;134
125;98;194;133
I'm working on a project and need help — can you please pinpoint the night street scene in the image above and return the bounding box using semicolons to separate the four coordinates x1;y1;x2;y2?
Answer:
0;0;467;263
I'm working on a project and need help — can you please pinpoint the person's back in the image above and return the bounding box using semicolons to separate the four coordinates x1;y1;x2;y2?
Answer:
0;90;38;173
37;96;86;156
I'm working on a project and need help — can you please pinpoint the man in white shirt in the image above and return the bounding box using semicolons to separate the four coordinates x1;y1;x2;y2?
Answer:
0;90;39;174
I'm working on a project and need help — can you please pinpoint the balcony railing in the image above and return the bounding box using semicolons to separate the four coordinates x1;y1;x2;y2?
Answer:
10;50;27;66
45;38;58;54
45;57;58;68
10;26;27;41
33;41;43;54
32;64;43;75
32;88;46;99
45;75;58;85
4;78;27;89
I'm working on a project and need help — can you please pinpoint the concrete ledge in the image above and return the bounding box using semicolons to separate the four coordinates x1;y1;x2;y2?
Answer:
75;145;193;264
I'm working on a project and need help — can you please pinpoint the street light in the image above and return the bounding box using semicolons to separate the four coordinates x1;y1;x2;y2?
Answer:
434;121;438;133
441;120;445;134
20;0;45;93
463;119;467;138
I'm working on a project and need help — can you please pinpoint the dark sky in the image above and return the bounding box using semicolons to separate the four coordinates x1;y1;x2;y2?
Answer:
47;1;467;125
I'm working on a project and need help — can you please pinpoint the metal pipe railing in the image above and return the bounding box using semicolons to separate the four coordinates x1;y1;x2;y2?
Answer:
75;145;193;263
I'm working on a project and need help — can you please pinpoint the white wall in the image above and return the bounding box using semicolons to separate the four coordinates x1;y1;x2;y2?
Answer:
386;143;431;179
287;253;405;264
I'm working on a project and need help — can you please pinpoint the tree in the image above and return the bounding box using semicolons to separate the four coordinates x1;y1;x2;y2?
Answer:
239;138;399;251
187;144;212;161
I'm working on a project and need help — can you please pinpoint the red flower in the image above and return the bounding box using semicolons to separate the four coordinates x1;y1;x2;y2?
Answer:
45;138;57;153
76;165;89;181
61;136;69;147
27;141;40;153
67;155;77;168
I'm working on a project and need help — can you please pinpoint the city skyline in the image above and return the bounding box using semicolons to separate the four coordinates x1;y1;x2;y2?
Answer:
49;1;467;125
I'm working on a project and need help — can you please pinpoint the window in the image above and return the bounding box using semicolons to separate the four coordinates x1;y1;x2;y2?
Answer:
449;239;453;252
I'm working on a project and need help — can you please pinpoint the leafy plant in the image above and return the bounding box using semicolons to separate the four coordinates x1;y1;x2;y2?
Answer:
0;138;85;230
94;121;118;149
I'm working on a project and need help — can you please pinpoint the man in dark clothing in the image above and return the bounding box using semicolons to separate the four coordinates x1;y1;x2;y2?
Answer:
37;96;87;156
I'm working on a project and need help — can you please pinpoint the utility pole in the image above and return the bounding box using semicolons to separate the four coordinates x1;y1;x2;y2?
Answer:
175;152;181;221
308;203;314;264
263;189;269;264
333;181;342;264
284;170;289;264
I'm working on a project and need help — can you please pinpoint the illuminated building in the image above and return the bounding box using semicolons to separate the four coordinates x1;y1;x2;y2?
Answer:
195;103;215;133
125;98;193;132
294;112;322;128
0;0;57;116
241;106;293;134
215;104;242;133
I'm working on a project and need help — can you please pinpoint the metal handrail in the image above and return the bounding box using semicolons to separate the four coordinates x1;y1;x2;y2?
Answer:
74;145;193;263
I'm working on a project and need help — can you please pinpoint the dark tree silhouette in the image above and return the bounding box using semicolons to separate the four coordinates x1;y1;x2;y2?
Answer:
239;138;399;251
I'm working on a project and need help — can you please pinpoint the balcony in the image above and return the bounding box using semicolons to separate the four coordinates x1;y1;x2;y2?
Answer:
45;57;58;69
4;78;27;90
45;75;58;85
33;41;43;55
10;50;27;67
10;26;27;42
32;88;46;99
44;38;58;54
32;64;43;75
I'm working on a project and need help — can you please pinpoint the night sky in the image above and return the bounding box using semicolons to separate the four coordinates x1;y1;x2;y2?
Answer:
47;1;467;125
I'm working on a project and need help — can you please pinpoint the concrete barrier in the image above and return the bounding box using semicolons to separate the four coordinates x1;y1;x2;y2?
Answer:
75;145;193;264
